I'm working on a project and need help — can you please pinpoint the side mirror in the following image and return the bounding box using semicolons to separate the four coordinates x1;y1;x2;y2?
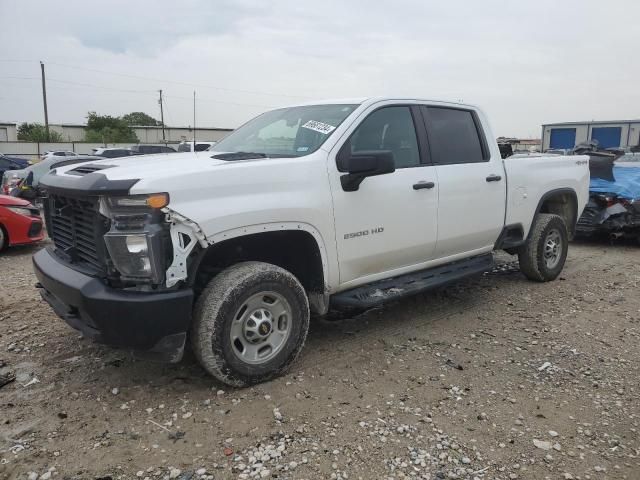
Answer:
338;150;395;192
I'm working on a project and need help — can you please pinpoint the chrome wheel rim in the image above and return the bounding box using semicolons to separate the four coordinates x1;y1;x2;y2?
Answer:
229;291;292;365
543;228;562;269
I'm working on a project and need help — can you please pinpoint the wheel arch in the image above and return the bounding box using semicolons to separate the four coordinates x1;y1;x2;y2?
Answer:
0;222;8;250
192;223;329;314
532;188;578;239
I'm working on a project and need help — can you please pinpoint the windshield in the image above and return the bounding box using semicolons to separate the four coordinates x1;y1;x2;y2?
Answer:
211;104;358;158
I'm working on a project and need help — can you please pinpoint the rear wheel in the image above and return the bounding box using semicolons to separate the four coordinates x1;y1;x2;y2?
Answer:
192;261;310;387
518;214;568;282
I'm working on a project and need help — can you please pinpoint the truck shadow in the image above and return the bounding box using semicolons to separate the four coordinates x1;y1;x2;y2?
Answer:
49;260;526;391
146;262;524;389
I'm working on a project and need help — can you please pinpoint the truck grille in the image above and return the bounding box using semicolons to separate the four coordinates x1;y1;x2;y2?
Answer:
45;194;110;272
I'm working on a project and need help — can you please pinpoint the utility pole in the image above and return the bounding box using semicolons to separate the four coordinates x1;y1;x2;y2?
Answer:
40;61;50;142
158;89;166;143
193;90;196;146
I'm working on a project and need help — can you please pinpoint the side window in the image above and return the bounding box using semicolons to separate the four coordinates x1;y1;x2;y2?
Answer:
0;158;11;167
424;107;486;165
346;106;420;169
194;144;210;152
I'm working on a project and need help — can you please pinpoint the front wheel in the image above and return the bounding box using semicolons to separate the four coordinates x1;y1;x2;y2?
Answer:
192;261;310;387
518;213;569;282
0;225;7;252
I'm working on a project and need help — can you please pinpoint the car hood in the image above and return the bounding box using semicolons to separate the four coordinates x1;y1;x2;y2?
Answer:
1;168;27;181
0;194;31;207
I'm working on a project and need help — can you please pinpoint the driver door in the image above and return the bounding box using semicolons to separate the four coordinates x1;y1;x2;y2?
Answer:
328;104;439;288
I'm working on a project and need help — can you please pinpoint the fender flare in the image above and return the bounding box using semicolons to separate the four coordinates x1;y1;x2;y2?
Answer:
206;222;331;291
530;187;579;238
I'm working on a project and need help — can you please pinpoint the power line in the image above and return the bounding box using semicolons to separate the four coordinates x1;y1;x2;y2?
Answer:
49;78;155;94
0;75;279;108
0;76;39;81
164;94;275;109
45;61;310;99
0;76;157;95
161;96;173;127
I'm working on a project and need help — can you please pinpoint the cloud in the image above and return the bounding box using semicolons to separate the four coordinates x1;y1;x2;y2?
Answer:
0;0;639;137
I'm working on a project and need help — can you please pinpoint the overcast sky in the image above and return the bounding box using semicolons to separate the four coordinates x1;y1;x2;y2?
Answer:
1;0;638;137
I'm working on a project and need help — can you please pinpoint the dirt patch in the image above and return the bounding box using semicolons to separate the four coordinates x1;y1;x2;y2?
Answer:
1;241;639;479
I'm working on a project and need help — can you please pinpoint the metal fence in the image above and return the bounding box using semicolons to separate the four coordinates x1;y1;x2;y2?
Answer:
0;142;176;161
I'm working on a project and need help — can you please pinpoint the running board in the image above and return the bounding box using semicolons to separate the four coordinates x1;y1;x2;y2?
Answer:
330;254;494;310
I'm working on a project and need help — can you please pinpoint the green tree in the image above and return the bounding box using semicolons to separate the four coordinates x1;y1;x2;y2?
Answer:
17;122;64;142
122;111;161;126
84;112;138;143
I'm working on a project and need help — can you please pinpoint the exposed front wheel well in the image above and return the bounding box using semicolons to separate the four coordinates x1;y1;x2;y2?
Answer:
192;230;326;312
537;190;578;238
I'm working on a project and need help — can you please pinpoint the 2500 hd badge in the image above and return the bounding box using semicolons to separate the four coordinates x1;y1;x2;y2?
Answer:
344;227;384;239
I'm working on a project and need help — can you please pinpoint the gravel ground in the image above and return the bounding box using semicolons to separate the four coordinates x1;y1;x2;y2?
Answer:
1;240;639;480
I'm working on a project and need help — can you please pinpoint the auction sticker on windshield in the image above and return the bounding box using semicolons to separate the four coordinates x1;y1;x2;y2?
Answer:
301;120;336;135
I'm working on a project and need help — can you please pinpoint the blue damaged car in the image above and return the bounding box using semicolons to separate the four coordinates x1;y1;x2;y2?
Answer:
576;153;640;241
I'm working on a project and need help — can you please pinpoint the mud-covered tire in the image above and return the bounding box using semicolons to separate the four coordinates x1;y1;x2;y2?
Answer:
191;261;310;387
518;213;568;282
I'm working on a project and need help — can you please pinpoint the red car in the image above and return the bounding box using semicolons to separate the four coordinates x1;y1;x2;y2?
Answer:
0;195;44;251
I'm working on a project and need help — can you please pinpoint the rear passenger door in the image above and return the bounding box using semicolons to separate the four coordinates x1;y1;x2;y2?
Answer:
420;106;506;258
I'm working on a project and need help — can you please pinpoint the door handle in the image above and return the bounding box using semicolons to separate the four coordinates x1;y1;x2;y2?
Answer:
486;174;502;182
413;181;435;190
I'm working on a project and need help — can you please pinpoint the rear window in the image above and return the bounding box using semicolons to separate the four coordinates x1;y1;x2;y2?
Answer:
424;107;486;165
103;149;129;158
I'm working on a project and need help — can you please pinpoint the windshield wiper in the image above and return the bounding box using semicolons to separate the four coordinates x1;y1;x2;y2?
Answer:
211;151;269;161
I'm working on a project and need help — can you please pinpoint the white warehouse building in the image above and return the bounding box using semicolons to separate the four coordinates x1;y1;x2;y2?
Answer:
541;119;640;151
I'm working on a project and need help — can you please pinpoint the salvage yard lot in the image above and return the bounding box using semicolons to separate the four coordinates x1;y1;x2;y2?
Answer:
1;241;639;480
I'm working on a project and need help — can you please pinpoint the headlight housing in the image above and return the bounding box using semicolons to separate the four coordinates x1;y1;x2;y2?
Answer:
107;193;169;210
104;226;166;284
6;205;39;217
101;193;170;285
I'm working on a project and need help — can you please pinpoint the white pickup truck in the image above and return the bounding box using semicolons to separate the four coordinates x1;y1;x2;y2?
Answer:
33;97;589;386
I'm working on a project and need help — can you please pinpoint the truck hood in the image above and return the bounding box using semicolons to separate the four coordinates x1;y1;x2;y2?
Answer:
41;150;293;198
52;151;231;181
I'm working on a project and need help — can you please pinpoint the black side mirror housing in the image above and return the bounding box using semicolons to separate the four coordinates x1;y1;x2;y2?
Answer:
338;150;395;192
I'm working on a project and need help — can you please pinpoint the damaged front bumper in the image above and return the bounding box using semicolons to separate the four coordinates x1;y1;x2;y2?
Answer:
33;248;193;362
